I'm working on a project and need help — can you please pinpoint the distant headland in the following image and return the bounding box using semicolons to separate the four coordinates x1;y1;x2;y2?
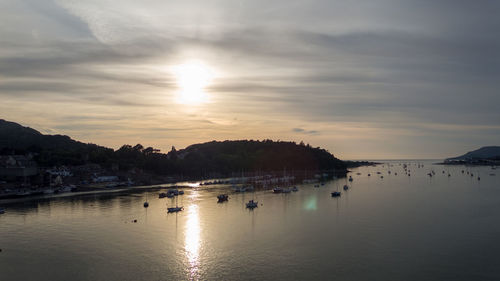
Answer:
441;146;500;166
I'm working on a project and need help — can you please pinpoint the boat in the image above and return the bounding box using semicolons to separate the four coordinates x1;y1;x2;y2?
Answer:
273;187;283;193
282;188;292;193
314;184;320;188
143;202;149;208
158;192;167;198
343;185;349;190
246;200;258;209
367;173;371;176
217;194;229;202
292;186;299;192
348;176;353;182
0;208;4;214
331;191;341;197
168;189;179;196
167;206;183;213
178;190;184;195
166;193;175;198
234;186;247;192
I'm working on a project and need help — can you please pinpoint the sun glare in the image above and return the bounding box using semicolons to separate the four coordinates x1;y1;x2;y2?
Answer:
173;60;214;105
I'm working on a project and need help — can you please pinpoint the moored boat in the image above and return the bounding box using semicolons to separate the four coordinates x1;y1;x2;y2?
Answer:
343;185;349;190
167;206;183;213
331;191;341;197
246;200;258;209
217;194;229;202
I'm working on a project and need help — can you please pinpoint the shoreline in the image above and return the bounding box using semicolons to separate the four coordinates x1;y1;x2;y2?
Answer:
0;163;383;204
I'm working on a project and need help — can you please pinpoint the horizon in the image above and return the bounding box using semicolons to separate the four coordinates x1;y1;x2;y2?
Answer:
1;1;499;159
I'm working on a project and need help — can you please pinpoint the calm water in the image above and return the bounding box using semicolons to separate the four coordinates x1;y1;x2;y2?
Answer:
1;160;500;281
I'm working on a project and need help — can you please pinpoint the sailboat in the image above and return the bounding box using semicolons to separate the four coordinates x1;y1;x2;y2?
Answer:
217;194;229;202
144;192;149;208
167;192;183;213
167;206;183;213
246;200;258;209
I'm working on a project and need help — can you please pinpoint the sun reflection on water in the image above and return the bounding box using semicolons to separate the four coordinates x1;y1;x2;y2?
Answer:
185;204;200;280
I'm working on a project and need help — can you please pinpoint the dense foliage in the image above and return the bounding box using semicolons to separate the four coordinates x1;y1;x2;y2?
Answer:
0;119;346;176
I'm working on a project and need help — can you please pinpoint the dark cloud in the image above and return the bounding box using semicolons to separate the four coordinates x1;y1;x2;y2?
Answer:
293;128;319;135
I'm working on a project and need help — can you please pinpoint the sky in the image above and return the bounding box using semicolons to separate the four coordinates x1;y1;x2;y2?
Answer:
1;0;499;159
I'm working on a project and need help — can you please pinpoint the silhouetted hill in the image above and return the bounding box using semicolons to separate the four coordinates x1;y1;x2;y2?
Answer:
0;119;347;176
1;119;82;150
174;140;346;175
447;146;500;161
0;119;113;166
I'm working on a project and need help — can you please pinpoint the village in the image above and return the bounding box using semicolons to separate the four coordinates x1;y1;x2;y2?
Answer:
0;154;175;199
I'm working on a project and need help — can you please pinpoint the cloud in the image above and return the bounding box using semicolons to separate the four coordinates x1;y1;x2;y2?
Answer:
0;0;499;158
293;128;320;135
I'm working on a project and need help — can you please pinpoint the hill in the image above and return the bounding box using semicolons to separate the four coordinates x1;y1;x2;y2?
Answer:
0;119;347;177
444;146;500;165
174;140;346;176
0;119;114;166
447;146;500;161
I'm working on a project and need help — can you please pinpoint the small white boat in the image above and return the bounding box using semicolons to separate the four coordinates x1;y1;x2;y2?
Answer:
234;186;247;192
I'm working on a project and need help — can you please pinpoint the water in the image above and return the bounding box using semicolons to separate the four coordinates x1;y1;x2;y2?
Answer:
1;160;499;281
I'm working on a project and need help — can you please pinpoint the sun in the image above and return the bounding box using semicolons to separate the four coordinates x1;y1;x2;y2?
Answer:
173;60;214;105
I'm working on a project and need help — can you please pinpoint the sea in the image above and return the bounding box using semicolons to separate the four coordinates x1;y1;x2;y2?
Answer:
1;160;499;281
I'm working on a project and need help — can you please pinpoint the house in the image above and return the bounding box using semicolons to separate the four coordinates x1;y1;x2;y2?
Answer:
0;155;38;178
